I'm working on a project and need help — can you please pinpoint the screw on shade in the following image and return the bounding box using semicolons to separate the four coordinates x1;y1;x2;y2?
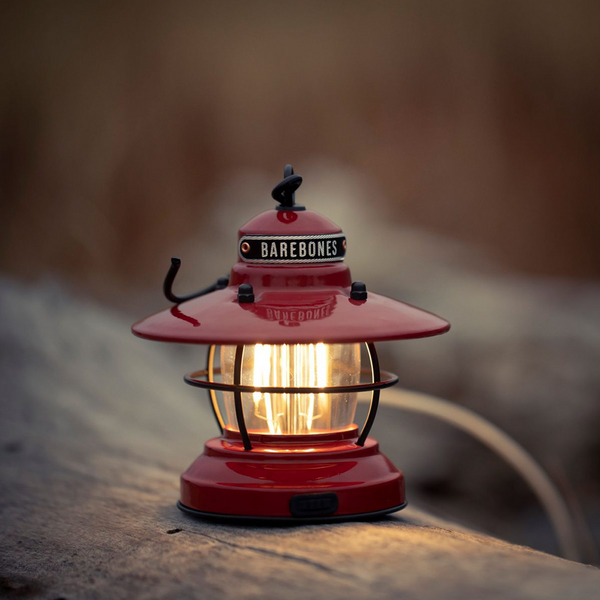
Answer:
237;283;255;304
350;282;368;301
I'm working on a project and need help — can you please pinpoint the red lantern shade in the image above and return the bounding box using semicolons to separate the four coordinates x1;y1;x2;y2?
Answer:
132;165;450;522
133;209;449;346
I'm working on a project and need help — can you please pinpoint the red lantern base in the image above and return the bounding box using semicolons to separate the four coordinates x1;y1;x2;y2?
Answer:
178;427;406;522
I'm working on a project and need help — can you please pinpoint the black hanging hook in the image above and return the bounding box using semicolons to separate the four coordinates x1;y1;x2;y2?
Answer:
163;257;229;304
271;164;305;211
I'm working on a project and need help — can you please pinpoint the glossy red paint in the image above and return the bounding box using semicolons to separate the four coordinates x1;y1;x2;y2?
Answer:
180;429;405;519
132;286;449;344
132;207;450;344
240;208;342;236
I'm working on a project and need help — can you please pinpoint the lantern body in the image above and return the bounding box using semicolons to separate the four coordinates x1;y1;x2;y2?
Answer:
179;429;406;521
220;343;361;435
132;166;450;521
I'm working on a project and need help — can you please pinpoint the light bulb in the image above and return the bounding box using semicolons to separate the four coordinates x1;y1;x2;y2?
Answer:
220;343;361;435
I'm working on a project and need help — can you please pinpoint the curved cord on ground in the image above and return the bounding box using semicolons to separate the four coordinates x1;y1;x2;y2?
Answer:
371;388;581;562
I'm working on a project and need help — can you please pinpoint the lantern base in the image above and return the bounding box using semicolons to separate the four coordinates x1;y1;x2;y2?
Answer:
177;500;407;523
179;429;406;522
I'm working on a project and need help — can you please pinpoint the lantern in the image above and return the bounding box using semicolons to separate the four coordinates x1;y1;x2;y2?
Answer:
132;166;450;521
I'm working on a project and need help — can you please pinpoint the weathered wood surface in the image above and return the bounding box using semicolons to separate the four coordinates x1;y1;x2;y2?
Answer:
1;279;599;600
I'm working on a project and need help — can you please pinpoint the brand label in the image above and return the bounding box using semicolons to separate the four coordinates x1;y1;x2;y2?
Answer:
239;234;346;264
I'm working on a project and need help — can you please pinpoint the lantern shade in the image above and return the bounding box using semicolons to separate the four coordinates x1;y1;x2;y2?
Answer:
131;287;449;345
132;206;449;345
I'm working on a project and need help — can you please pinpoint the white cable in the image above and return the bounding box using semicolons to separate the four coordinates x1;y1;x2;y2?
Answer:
371;388;581;562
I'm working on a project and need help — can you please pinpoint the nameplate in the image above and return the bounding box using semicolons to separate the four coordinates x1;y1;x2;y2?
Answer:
238;234;346;264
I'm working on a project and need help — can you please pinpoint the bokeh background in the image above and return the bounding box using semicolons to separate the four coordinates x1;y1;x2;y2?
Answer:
1;0;599;560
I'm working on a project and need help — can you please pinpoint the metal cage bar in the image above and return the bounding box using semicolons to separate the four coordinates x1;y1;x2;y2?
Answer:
233;345;253;450
356;342;381;446
206;345;224;433
184;367;397;395
193;342;393;451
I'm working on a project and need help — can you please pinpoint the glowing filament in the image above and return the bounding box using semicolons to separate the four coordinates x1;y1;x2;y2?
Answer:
220;343;360;435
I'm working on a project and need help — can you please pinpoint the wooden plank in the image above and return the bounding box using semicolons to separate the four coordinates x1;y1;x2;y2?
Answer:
1;280;599;599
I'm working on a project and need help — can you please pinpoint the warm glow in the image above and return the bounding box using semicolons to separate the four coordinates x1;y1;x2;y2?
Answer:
220;343;360;435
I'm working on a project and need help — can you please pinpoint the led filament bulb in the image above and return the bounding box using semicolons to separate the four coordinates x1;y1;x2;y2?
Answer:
221;343;361;435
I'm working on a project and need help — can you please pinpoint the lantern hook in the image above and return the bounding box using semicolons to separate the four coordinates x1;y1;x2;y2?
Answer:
163;257;229;304
271;164;305;211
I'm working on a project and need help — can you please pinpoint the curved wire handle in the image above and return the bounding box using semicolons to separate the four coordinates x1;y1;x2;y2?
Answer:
163;257;229;304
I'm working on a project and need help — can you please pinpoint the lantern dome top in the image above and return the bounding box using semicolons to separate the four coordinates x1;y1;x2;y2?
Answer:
239;208;342;238
132;165;450;345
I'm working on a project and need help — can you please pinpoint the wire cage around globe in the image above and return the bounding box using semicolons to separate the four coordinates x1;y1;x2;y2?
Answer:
184;341;398;450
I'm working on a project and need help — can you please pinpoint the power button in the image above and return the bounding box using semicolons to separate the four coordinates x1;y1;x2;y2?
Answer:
289;493;339;518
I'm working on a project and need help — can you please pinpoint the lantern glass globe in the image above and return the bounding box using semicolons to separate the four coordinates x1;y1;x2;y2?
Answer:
220;343;361;435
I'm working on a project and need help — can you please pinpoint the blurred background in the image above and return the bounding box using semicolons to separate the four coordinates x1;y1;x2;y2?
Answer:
1;0;599;561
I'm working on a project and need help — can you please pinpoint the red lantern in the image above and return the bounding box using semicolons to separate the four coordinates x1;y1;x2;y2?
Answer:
132;166;450;521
